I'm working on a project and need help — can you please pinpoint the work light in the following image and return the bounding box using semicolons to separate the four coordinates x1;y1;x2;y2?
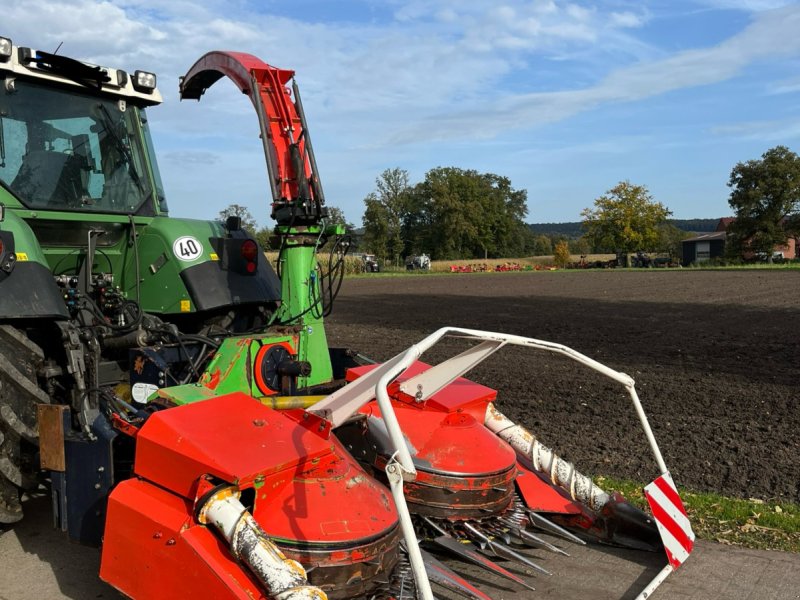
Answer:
0;37;12;61
133;70;157;92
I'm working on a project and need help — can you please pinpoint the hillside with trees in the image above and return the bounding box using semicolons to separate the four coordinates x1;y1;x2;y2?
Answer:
528;218;719;239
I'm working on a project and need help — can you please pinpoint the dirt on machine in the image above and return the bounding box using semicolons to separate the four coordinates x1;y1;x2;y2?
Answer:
0;36;694;600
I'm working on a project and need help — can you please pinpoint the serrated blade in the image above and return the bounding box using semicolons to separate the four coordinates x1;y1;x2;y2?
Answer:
431;534;536;592
421;548;493;600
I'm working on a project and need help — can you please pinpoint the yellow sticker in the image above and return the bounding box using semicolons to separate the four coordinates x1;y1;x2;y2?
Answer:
209;252;219;261
180;300;191;312
16;252;28;261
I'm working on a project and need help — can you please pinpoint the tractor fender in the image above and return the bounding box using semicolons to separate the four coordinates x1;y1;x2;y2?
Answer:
133;216;281;315
0;211;68;319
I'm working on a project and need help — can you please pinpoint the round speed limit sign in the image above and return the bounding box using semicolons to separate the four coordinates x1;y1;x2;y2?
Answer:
173;236;203;261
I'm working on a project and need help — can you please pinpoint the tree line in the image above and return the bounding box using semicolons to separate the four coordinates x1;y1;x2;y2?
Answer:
364;146;800;263
220;145;800;265
528;218;719;239
359;168;687;260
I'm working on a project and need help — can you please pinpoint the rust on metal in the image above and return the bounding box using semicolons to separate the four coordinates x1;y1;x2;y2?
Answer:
36;404;68;471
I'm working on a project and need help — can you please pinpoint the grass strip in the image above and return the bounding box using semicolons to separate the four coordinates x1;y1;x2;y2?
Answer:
595;475;800;553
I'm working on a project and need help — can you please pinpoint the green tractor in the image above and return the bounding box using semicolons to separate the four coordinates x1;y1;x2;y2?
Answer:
0;37;347;532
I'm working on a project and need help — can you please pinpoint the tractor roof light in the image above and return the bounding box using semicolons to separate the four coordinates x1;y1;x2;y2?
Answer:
0;37;12;62
132;70;157;93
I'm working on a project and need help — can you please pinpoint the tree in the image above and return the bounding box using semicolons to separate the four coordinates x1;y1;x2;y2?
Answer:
568;236;591;256
532;234;552;256
726;146;800;262
401;168;529;260
253;227;272;250
655;223;690;257
581;181;671;253
218;204;273;249
218;204;259;234
361;168;410;264
553;240;571;267
325;205;356;234
362;196;389;259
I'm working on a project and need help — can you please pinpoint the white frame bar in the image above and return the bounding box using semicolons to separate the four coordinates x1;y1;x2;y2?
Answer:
308;326;685;600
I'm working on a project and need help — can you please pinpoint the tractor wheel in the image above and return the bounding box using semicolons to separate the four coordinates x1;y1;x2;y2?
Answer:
0;325;51;523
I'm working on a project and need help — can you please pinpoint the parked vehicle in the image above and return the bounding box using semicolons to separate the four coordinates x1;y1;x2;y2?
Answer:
405;253;431;270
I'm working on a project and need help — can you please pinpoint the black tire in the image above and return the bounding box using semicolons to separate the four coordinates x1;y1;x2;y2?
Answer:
0;325;50;523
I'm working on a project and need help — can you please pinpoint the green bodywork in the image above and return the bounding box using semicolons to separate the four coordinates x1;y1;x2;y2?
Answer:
273;225;336;388
156;224;343;406
0;203;233;316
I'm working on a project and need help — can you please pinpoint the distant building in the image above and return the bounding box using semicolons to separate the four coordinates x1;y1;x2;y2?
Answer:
681;218;797;265
681;231;727;265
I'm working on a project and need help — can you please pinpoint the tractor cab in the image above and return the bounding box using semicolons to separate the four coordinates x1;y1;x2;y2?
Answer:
0;36;166;217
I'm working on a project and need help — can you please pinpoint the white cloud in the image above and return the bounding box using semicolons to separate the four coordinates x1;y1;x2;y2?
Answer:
710;117;800;141
694;0;795;11
390;4;800;143
3;0;797;223
163;151;221;165
610;11;646;28
767;76;800;95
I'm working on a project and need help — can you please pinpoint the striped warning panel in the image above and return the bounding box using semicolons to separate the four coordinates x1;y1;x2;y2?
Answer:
644;472;695;569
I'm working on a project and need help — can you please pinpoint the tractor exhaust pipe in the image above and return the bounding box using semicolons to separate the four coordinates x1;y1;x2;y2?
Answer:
198;486;328;600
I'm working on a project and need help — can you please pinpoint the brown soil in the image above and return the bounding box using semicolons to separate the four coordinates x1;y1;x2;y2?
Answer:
325;270;800;502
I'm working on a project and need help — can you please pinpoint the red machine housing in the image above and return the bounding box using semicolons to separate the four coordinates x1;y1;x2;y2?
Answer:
101;393;399;599
343;363;583;519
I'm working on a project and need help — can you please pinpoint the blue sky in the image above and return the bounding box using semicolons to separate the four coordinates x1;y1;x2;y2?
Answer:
4;1;800;225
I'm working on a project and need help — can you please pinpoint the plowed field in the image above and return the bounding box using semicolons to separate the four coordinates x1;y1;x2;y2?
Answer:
326;269;800;501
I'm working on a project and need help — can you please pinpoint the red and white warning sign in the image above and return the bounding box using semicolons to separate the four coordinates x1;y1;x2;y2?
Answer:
644;472;695;569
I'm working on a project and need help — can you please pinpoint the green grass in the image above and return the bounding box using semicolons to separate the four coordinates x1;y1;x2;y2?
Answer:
595;475;800;553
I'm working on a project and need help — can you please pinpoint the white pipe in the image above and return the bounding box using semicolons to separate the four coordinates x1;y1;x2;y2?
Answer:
199;487;327;600
373;344;425;474
635;564;673;600
386;460;434;600
627;386;669;475
307;326;678;599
